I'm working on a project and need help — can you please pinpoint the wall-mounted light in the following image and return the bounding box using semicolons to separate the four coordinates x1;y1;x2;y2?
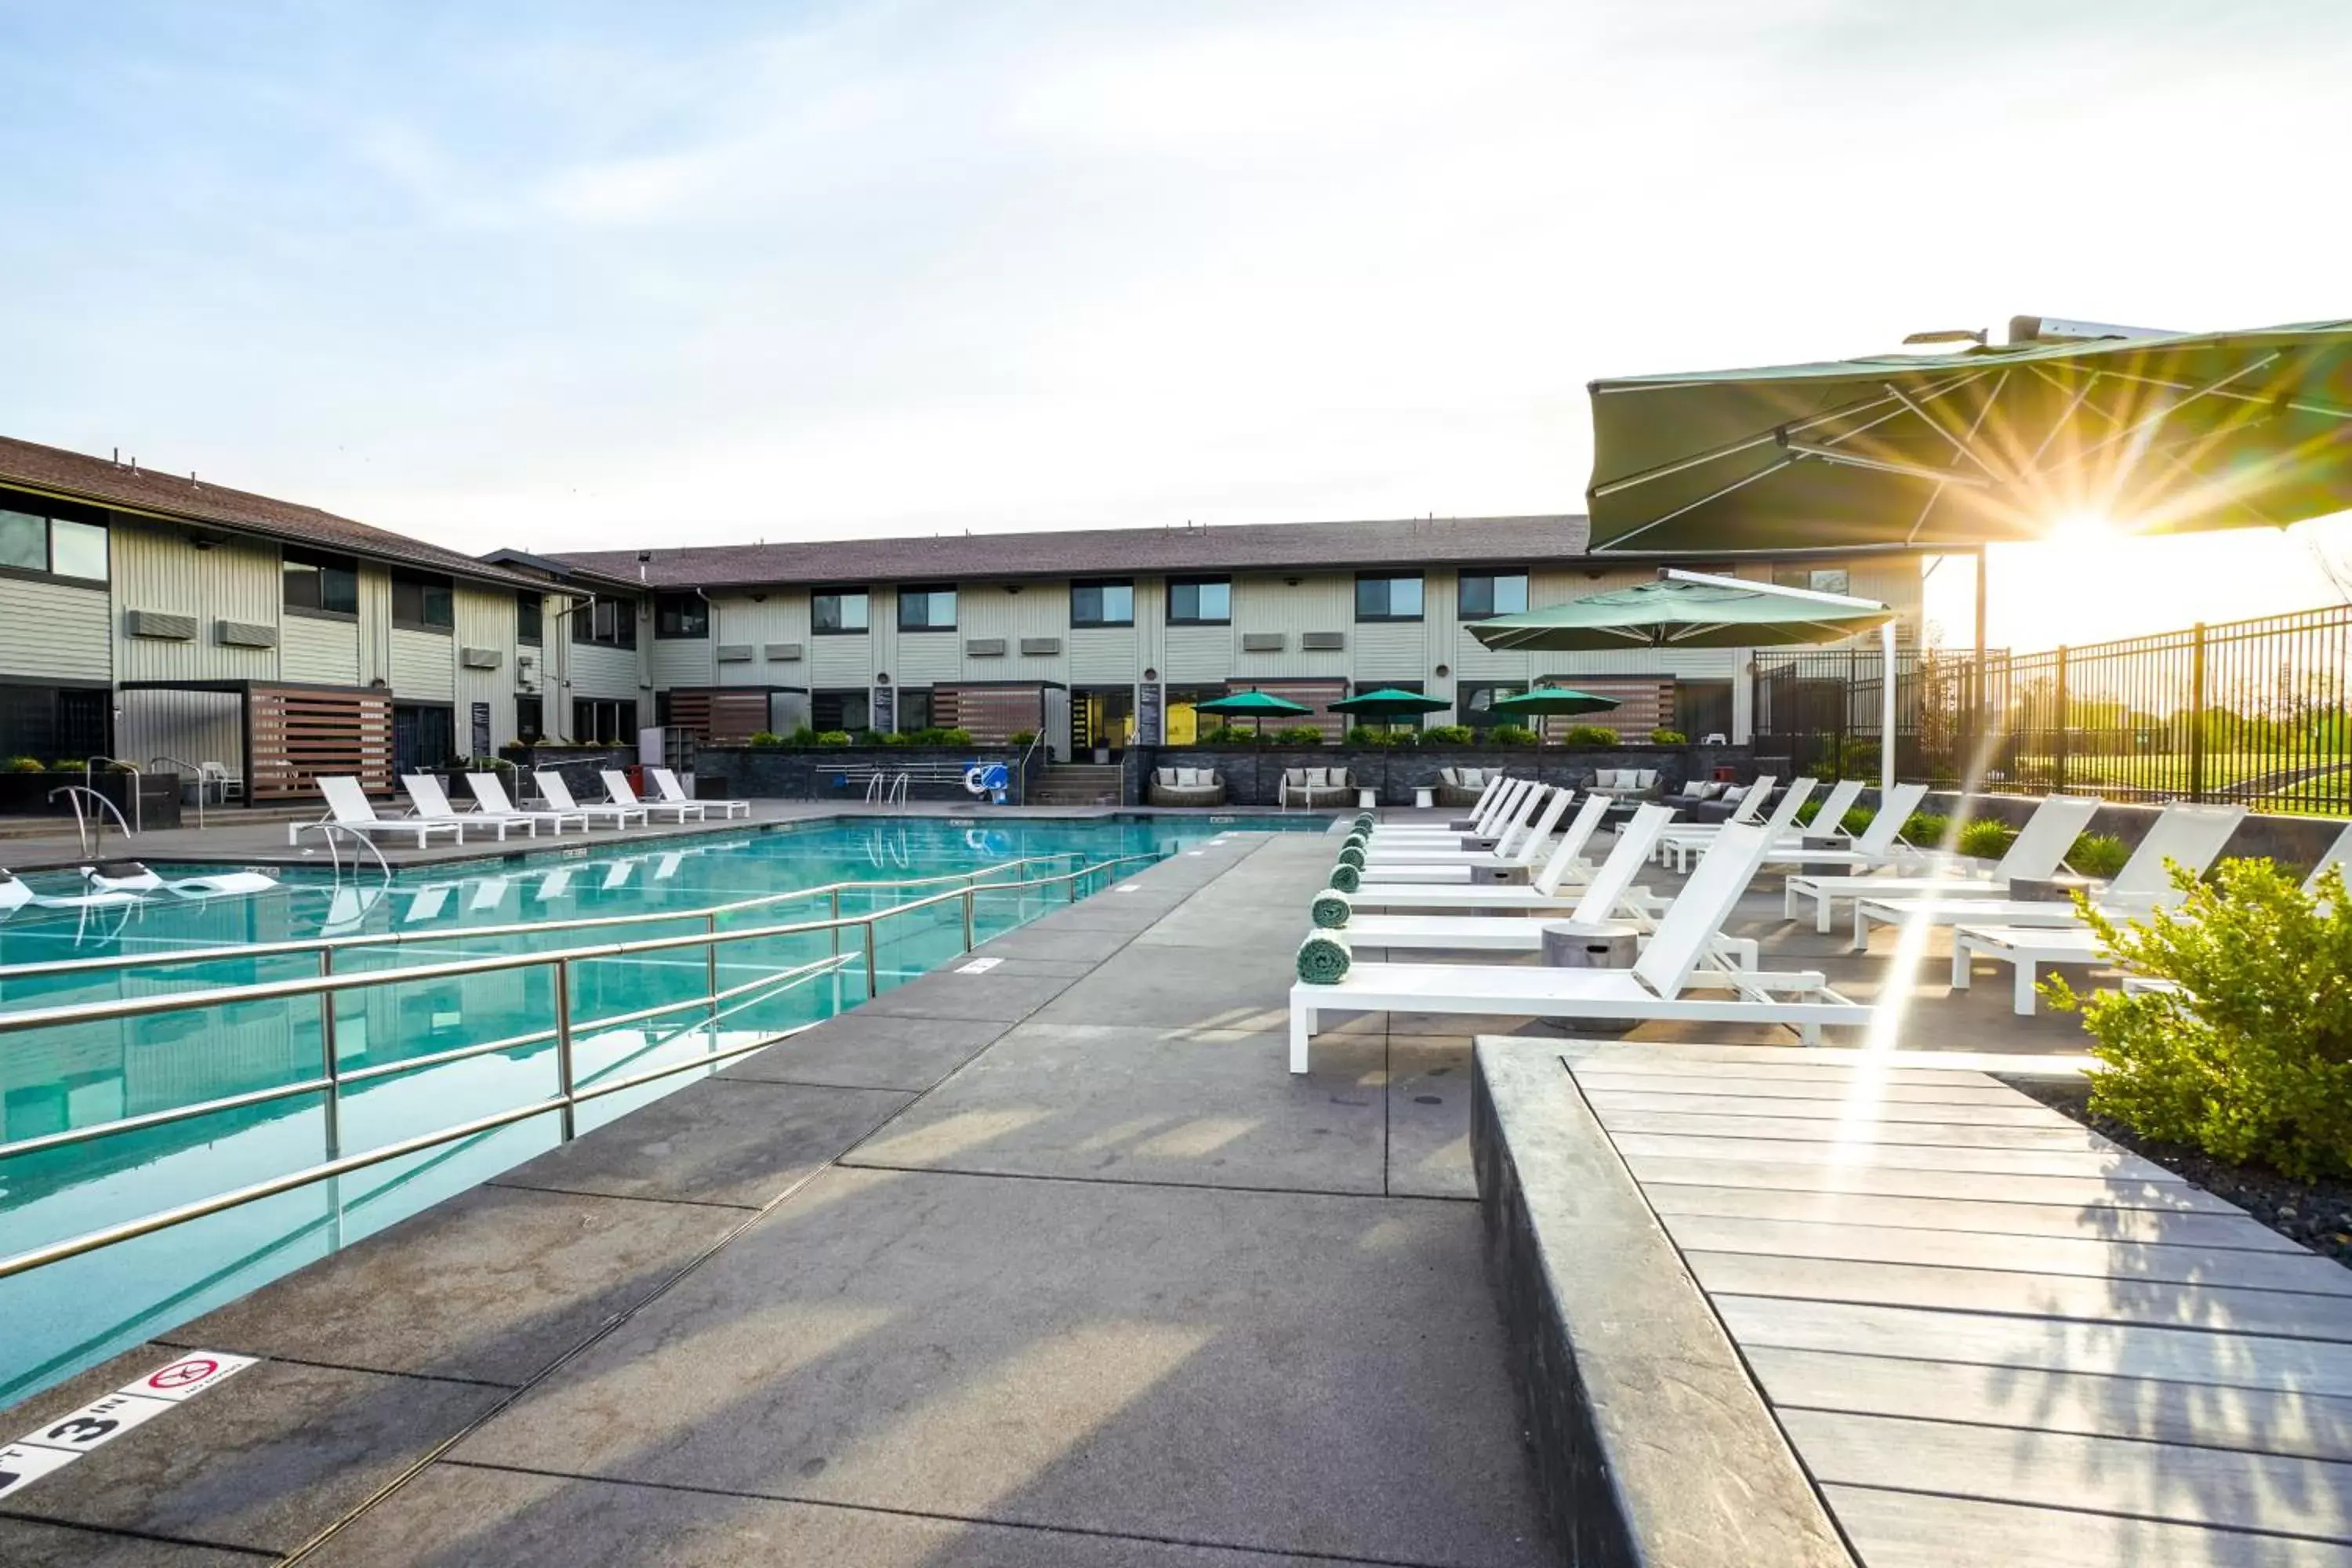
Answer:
876;673;892;686
1434;664;1450;681
749;592;768;604
187;533;220;551
1143;668;1159;682
1283;576;1301;587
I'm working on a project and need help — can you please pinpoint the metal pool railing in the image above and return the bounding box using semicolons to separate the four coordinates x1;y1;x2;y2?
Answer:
0;848;1165;1282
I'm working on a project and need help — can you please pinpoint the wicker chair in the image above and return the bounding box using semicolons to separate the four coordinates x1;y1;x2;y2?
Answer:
1432;765;1494;810
1147;766;1226;807
1276;766;1355;810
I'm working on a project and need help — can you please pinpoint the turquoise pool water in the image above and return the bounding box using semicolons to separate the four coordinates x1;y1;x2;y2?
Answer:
0;813;1323;1405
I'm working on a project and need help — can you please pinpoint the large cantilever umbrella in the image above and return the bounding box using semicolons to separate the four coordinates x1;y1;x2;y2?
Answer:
1329;687;1450;734
1488;685;1621;741
1584;320;2352;552
1471;572;1900;789
1195;688;1312;738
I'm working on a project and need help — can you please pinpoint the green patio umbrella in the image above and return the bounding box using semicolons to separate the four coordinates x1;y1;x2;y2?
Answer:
1329;687;1450;734
1195;688;1312;738
1584;319;2352;552
1488;685;1622;717
1471;571;1899;787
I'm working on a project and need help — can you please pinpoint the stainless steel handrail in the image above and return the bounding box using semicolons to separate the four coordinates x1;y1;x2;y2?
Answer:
0;848;1154;1279
291;820;394;884
0;851;1142;985
82;757;143;834
147;755;209;830
46;786;134;858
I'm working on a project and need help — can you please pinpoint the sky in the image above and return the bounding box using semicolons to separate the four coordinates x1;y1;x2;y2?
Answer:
2;0;2350;650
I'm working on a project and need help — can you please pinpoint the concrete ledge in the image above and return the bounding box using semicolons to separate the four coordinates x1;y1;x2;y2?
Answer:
1472;1036;1853;1568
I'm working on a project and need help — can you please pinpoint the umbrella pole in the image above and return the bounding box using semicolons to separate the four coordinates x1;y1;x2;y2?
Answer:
1882;619;1897;797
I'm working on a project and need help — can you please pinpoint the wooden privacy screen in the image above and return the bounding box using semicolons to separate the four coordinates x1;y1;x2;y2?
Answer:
249;685;394;799
1237;680;1348;742
665;688;774;745
931;684;1045;746
1534;677;1677;741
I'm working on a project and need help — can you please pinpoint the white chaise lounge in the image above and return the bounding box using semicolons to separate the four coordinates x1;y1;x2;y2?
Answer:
1782;793;2102;935
603;769;702;824
302;775;464;849
1755;782;1931;871
403;772;538;840
1367;777;1534;847
536;770;647;829
1290;822;1867;1072
1362;787;1571;878
468;772;590;834
1347;793;1613;910
652;767;750;820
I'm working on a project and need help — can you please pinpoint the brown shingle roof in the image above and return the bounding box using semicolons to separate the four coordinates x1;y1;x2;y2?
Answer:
0;434;545;590
550;514;1594;590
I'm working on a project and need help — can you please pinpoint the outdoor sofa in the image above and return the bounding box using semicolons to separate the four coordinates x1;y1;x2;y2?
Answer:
1148;767;1227;807
1278;766;1356;809
1432;766;1497;809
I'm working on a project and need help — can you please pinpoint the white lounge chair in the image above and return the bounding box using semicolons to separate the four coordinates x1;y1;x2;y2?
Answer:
1329;804;1758;973
1755;783;1931;871
1655;776;1846;873
1362;787;1571;878
468;771;590;835
1782;793;2102;935
1348;793;1614;910
1850;802;2247;953
652;767;750;820
0;867;143;913
535;770;646;829
1647;775;1778;865
81;861;281;898
307;775;464;849
403;772;538;840
1954;822;2352;1013
602;769;702;823
1368;776;1531;844
1290;822;1867;1072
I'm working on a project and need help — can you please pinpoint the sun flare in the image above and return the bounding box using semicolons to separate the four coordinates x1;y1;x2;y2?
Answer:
2046;510;2125;546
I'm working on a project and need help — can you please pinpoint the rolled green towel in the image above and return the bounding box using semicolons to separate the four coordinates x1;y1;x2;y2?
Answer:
1337;843;1366;869
1311;889;1352;929
1297;930;1352;984
1328;861;1361;894
1353;812;1376;832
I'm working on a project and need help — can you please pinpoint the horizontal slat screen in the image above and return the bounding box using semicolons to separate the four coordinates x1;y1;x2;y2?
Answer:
249;685;394;799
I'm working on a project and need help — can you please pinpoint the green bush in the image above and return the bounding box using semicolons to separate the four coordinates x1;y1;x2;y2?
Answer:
1563;724;1618;746
1422;724;1474;746
1958;818;2016;858
815;730;854;747
1271;726;1325;746
1902;811;1950;846
880;731;911;746
1195;724;1250;745
1649;728;1687;745
1007;729;1036;748
746;731;783;749
5;756;43;773
1490;724;1539;747
786;724;819;747
2046;859;2352;1180
2068;833;2130;879
1345;725;1417;747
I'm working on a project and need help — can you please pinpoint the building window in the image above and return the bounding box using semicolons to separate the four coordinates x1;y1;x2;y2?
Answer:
654;591;710;639
897;586;956;632
572;697;637;745
282;546;360;618
0;504;110;585
1355;573;1424;622
1457;572;1528;620
516;694;544;742
897;688;932;733
812;689;871;732
516;590;543;645
1166;577;1231;626
1456;681;1526;730
1070;579;1134;629
390;570;455;632
571;597;637;648
1773;565;1852;596
813;589;869;634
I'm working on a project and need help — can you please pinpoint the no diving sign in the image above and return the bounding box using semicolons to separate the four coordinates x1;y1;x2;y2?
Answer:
0;1352;253;1502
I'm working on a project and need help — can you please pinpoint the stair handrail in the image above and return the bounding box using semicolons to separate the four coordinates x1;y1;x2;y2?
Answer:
292;819;394;884
147;754;209;830
81;757;143;834
1017;728;1046;804
47;786;134;858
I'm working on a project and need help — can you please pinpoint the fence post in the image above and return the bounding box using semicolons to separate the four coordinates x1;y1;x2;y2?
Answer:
2053;645;2069;794
2189;620;2208;801
554;957;576;1142
318;950;340;1162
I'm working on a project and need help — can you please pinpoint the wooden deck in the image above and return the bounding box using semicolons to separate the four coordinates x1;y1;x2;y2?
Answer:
1567;1041;2352;1567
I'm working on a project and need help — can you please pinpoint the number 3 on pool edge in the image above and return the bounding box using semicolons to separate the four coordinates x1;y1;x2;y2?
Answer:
45;1415;118;1446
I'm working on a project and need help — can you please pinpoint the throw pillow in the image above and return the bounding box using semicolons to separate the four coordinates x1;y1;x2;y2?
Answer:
1634;769;1658;789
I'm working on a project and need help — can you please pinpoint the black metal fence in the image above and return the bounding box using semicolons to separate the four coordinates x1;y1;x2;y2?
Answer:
1753;604;2352;818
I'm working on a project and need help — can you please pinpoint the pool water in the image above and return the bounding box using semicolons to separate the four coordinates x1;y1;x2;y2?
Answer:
0;813;1323;1405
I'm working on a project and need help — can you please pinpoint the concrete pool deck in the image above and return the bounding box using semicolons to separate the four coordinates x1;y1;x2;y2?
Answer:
0;829;1554;1566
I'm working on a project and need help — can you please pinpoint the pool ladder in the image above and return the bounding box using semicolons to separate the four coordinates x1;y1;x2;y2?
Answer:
47;786;134;858
862;771;911;808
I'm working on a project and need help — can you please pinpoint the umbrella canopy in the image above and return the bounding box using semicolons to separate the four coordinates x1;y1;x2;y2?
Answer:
1328;688;1451;718
1488;685;1622;717
1470;577;1895;652
1195;690;1312;717
1585;320;2352;551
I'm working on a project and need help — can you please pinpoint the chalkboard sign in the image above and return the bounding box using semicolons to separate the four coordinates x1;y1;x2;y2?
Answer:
871;684;896;734
1138;681;1163;746
470;702;492;757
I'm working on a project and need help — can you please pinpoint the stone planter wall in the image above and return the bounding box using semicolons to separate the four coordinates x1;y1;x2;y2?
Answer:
695;746;1041;804
1127;743;1756;808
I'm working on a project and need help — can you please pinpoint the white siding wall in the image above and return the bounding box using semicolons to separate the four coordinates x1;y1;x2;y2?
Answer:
808;630;872;689
111;521;277;683
0;576;111;683
1231;573;1352;680
649;630;713;691
452;586;517;750
389;628;455;702
706;592;812;688
356;568;393;688
281;615;360;684
565;641;640;701
116;688;241;778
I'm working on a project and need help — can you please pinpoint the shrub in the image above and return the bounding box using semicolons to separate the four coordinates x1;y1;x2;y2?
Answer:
880;731;911;746
746;731;784;749
5;757;43;773
786;724;818;747
1563;724;1618;746
1195;724;1250;745
2068;832;2130;879
1490;724;1539;747
1007;729;1036;748
815;730;854;747
1422;724;1474;746
941;728;973;746
1345;725;1417;748
1271;725;1326;746
1903;811;1950;846
2046;859;2352;1180
1649;728;1687;745
1958;818;2016;858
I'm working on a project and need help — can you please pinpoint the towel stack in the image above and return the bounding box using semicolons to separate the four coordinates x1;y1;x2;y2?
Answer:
1296;930;1352;984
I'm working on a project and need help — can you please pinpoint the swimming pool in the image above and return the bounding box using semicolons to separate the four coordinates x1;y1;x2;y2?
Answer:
0;812;1324;1406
